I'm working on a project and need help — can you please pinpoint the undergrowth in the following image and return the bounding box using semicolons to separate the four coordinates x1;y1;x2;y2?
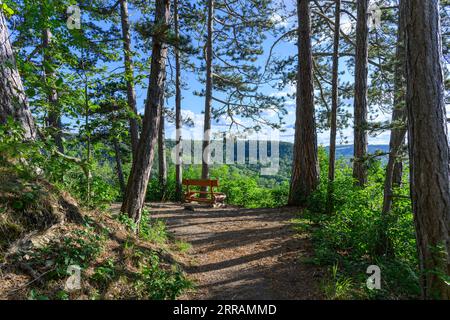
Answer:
0;125;191;300
10;213;192;300
294;149;420;300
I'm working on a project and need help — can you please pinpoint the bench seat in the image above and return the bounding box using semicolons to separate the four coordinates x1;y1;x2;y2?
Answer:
182;179;226;206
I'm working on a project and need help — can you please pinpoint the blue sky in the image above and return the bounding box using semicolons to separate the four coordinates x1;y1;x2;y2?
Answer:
127;0;446;147
67;0;450;146
124;0;390;147
15;0;448;146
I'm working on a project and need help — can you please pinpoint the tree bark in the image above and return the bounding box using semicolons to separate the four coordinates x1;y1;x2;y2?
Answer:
382;0;407;217
405;0;450;299
288;0;319;206
120;0;140;158
121;0;170;225
113;138;126;196
326;0;341;213
352;0;369;187
392;158;403;187
378;0;408;256
174;0;183;202
42;28;64;153
201;0;214;183
0;10;36;140
158;109;167;199
84;78;92;206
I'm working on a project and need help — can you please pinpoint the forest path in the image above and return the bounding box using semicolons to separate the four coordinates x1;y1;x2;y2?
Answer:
149;203;323;300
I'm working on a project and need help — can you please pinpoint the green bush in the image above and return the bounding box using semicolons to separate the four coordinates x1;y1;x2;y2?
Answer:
211;165;289;208
136;253;192;300
303;148;420;299
56;158;120;208
146;164;289;208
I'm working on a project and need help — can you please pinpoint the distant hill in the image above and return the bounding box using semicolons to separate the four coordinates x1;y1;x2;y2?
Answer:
273;141;389;161
166;139;389;161
326;144;390;159
161;140;389;182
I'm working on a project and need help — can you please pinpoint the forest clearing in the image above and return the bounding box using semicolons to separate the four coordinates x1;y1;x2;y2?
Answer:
0;0;449;303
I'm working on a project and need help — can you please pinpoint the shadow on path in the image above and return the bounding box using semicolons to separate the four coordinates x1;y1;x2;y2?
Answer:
150;203;323;300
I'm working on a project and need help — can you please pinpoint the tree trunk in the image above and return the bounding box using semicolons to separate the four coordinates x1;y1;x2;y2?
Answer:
174;0;183;202
121;0;170;225
42;28;64;153
378;0;408;256
120;0;140;158
326;0;341;213
352;0;369;187
201;0;214;183
84;79;92;207
158;109;167;199
405;0;450;300
0;11;36;140
392;157;404;187
113;138;126;196
382;0;407;217
288;0;319;206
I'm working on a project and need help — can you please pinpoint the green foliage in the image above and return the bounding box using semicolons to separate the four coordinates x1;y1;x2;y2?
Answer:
146;166;178;202
115;213;137;231
0;119;43;171
35;227;105;279
92;259;117;287
28;289;50;301
301;149;420;299
0;120;119;208
135;253;192;300
147;163;289;208
210;165;289;208
139;209;168;244
112;211;191;299
321;264;353;300
175;240;192;253
115;209;168;244
59;163;119;209
19;219;191;300
1;2;15;17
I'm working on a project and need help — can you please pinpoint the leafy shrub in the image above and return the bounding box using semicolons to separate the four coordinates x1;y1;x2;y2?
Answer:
0;120;120;208
92;259;117;287
146;164;289;208
0;118;43;172
57;160;120;208
114;209;168;244
135;253;192;300
303;149;420;299
35;228;105;278
139;209;168;244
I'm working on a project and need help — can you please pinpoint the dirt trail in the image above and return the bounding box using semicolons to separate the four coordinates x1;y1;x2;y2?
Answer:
150;203;323;300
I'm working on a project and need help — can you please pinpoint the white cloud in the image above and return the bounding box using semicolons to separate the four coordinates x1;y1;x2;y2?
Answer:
340;12;354;34
270;12;289;28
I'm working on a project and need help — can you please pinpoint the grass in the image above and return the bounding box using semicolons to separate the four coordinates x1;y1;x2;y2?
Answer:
294;208;421;300
321;263;354;300
174;240;192;253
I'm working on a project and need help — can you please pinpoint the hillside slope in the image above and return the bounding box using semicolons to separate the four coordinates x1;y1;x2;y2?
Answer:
0;166;190;300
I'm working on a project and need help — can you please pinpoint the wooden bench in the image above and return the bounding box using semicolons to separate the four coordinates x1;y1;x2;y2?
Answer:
182;179;226;206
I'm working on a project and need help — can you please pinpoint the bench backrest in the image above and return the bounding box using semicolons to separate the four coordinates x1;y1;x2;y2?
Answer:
182;179;219;188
